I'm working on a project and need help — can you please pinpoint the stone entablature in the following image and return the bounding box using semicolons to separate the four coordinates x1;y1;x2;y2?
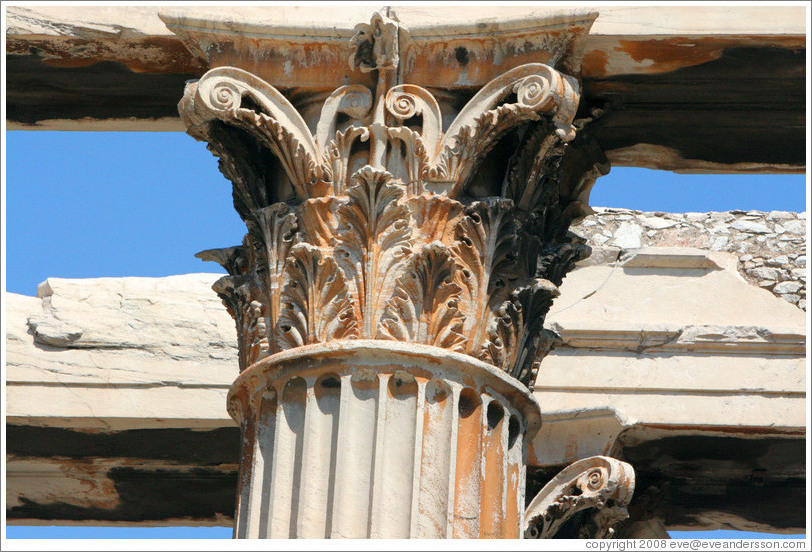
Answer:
7;6;807;178
575;208;807;310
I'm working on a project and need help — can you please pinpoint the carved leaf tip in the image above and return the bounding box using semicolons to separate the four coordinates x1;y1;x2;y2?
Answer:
277;243;358;349
195;246;246;276
379;242;466;351
481;278;560;382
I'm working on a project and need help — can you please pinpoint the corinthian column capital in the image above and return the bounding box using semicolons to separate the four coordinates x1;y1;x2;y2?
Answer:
180;19;600;388
174;8;629;539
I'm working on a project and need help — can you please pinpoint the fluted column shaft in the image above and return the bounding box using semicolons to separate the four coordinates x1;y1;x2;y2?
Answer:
228;342;540;539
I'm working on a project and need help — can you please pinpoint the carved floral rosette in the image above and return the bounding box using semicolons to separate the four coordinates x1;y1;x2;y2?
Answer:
181;58;602;389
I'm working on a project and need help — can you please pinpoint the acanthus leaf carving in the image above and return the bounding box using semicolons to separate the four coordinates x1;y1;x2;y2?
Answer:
245;203;299;355
277;243;358;349
525;456;636;539
505;128;607;288
423;63;580;197
211;272;265;371
452;199;523;356
379;243;466;350
428;103;541;196
231;109;325;197
536;235;591;288
438;64;561;153
333;166;413;337
503;119;565;215
481;278;560;385
197;245;270;367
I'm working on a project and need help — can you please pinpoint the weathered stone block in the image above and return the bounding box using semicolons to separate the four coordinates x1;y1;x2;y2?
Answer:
611;222;643;249
774;281;803;294
782;220;806;233
750;267;781;280
765;255;790;266
731;220;771;233
641;216;679;230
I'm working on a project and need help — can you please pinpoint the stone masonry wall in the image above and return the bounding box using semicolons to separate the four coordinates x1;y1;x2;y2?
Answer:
572;208;807;310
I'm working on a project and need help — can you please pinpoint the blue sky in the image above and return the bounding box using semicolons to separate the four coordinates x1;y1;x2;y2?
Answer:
2;131;808;540
3;131;807;296
2;525;805;539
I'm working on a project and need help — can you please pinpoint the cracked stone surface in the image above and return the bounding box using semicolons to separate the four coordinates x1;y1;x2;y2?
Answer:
8;273;237;389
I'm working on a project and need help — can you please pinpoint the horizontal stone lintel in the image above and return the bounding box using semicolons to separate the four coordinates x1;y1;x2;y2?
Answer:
552;325;806;355
5;6;806;172
6;423;806;533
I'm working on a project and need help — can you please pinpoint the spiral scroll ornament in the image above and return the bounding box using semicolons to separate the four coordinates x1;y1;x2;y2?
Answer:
210;82;243;111
342;90;373;120
385;90;418;121
514;75;553;111
583;467;607;491
524;456;635;539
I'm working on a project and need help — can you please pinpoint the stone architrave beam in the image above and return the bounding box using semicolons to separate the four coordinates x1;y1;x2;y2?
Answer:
5;5;807;173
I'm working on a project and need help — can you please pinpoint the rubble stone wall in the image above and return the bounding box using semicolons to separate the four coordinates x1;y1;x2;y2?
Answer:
574;208;807;310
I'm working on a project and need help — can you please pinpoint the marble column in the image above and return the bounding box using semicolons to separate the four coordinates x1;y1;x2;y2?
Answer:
174;8;633;539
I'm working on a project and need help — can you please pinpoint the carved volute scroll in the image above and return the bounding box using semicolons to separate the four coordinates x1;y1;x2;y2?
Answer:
524;456;636;539
181;9;606;388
